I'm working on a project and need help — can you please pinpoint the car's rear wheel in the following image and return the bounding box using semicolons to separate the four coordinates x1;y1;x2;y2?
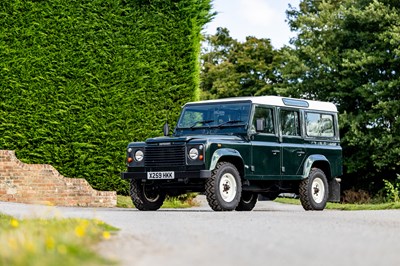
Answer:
299;168;328;211
130;179;166;211
236;191;257;211
205;162;242;211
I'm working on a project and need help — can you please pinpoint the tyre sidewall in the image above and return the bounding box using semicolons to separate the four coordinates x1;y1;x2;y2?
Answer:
130;179;165;211
236;191;257;211
307;169;328;210
210;162;242;211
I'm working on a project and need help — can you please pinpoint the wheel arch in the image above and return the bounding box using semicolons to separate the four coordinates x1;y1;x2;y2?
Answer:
302;155;332;180
209;148;245;178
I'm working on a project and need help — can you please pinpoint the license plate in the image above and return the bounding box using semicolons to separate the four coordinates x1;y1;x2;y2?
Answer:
147;171;175;180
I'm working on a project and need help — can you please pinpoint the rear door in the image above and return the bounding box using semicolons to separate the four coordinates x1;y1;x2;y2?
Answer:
279;108;305;179
249;105;281;179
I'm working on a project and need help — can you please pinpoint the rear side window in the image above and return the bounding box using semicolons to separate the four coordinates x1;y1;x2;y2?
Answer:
305;113;335;137
280;110;300;136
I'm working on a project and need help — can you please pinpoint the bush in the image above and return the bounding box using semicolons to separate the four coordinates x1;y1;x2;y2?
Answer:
0;0;213;194
341;189;371;204
382;175;400;203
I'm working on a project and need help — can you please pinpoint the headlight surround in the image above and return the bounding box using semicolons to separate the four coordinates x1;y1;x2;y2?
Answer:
134;150;144;162
188;148;199;160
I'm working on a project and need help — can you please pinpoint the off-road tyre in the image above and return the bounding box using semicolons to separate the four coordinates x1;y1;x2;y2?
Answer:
205;162;242;211
299;168;328;211
130;179;166;211
236;192;257;211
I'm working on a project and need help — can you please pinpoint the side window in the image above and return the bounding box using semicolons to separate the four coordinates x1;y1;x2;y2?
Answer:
280;110;300;136
252;106;274;134
306;113;334;137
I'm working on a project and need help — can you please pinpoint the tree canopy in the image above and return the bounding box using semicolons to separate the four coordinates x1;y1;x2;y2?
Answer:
200;27;281;99
280;0;400;191
200;0;399;192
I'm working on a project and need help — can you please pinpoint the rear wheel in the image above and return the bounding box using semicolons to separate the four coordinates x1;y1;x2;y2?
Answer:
205;162;242;211
299;168;328;211
130;179;166;211
236;192;257;211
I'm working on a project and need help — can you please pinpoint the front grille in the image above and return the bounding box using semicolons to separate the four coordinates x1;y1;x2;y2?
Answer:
145;144;186;167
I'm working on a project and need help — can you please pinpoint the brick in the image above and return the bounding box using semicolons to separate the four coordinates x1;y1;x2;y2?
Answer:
0;150;116;207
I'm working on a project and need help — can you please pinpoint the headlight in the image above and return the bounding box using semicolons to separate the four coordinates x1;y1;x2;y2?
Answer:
127;148;133;153
189;148;199;160
134;150;144;162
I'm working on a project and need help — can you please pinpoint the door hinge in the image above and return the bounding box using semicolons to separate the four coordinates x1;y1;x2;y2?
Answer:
281;166;285;173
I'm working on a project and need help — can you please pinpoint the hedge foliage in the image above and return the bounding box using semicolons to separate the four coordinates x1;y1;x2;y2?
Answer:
0;0;213;194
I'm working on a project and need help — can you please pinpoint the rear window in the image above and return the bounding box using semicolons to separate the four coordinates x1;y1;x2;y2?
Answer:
305;113;335;137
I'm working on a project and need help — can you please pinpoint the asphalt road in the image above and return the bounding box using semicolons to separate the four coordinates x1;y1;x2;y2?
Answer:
1;197;400;266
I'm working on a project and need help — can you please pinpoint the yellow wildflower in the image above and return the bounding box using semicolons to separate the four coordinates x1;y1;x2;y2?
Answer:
75;226;86;237
46;236;55;250
102;231;111;240
10;219;19;228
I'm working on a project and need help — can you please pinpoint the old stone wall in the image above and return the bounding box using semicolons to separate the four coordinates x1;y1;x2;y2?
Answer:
0;150;116;207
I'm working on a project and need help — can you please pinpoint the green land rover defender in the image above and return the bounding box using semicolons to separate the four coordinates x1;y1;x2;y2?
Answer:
121;96;342;211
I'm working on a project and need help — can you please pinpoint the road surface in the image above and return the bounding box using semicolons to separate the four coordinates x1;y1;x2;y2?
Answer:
1;197;400;266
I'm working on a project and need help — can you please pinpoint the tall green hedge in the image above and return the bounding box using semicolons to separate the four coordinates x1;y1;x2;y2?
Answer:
0;0;213;194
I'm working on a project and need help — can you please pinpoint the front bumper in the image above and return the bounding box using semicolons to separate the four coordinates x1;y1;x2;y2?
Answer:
121;170;212;180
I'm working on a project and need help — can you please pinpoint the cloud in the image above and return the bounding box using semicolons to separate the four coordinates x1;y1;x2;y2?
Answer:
205;0;299;47
238;0;279;25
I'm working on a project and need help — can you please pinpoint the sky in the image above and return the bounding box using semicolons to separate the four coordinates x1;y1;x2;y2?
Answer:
203;0;301;49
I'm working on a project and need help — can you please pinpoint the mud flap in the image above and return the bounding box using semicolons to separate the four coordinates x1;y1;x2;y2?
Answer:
328;178;341;202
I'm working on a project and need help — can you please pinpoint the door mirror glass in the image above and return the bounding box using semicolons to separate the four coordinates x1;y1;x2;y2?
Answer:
163;122;169;136
256;118;265;131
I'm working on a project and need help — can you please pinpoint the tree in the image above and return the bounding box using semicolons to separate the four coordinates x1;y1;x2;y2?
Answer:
200;27;281;99
281;0;400;192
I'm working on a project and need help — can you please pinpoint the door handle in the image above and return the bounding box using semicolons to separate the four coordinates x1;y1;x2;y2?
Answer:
297;151;305;156
272;150;280;155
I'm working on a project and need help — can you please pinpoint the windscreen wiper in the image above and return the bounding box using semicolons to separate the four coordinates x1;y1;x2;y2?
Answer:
217;120;244;128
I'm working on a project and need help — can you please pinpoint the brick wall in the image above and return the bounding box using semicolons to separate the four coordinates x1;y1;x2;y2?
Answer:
0;150;117;207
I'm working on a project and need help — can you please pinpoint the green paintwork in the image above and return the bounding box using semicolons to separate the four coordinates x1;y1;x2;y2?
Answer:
124;96;342;200
209;148;243;171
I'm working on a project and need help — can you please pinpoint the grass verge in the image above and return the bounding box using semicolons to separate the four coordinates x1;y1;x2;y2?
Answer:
275;197;400;210
117;194;199;209
0;213;118;266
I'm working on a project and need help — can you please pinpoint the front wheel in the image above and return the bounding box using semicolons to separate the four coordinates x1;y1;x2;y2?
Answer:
130;179;166;211
299;168;328;211
236;192;257;211
205;162;242;211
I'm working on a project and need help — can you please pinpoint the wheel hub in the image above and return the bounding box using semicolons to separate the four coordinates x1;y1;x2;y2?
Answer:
311;177;325;204
219;173;237;203
222;181;231;193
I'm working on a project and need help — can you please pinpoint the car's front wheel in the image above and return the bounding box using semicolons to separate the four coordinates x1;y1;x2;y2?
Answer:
130;179;166;211
205;162;242;211
299;168;328;211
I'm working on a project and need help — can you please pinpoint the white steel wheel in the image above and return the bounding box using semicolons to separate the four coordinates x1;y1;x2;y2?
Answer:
311;177;325;204
299;168;329;211
130;180;166;211
143;189;161;203
219;173;237;203
205;161;242;211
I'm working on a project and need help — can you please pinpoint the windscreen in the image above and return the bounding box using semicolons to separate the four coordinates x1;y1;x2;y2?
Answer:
177;102;251;131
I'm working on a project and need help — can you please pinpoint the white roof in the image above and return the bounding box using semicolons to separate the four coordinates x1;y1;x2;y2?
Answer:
185;96;338;112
